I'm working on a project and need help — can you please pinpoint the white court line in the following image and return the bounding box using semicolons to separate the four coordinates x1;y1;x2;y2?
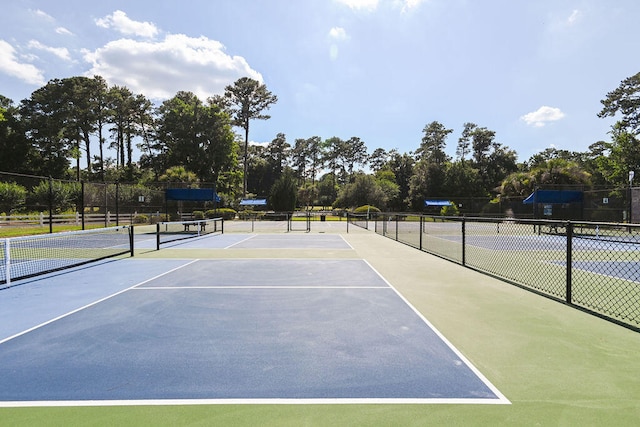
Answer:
224;234;257;249
0;259;199;346
0;397;509;408
339;234;355;250
362;259;511;405
134;286;390;290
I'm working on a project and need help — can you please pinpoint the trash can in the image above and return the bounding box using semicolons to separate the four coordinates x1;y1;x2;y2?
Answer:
320;215;326;222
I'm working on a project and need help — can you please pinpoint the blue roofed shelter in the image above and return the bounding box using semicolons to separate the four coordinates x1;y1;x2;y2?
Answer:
523;189;584;219
239;199;267;207
425;200;453;207
424;200;454;214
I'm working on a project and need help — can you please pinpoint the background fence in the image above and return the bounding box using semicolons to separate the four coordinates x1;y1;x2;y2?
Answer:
417;187;634;222
349;213;640;332
0;171;221;232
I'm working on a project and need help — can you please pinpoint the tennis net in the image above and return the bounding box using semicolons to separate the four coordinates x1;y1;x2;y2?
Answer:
1;226;133;288
156;217;223;249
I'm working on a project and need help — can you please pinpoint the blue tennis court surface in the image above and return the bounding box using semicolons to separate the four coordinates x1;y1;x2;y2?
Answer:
0;234;508;406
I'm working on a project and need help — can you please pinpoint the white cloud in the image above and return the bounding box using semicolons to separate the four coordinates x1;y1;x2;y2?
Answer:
335;0;379;12
96;10;159;39
83;34;263;100
521;106;565;127
329;27;348;41
395;0;427;13
31;9;54;21
0;40;45;85
27;40;72;61
336;0;426;13
567;9;581;26
56;27;73;36
328;27;348;60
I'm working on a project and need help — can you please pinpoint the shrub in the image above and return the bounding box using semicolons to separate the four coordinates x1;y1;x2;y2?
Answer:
440;203;459;216
133;214;149;224
28;180;81;213
0;182;27;214
150;213;169;224
480;201;502;216
238;210;257;220
354;205;380;213
192;210;205;220
206;208;236;220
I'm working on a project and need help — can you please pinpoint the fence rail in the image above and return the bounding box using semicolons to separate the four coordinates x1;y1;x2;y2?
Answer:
349;213;640;332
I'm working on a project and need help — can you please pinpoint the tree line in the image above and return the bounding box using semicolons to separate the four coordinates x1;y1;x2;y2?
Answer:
1;72;639;213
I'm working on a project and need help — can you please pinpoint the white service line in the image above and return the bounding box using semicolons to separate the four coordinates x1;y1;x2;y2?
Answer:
224;234;257;249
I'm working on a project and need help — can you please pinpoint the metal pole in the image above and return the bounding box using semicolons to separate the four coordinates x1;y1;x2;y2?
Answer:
48;177;53;234
129;226;134;257
461;217;466;266
115;182;120;226
104;183;108;228
4;239;10;286
81;181;85;230
629;171;635;224
566;221;573;304
395;215;399;241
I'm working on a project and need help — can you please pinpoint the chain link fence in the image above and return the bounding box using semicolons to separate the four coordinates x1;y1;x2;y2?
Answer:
0;171;220;232
359;213;640;332
417;187;633;222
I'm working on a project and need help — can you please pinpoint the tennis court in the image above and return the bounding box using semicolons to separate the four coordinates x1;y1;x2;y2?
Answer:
2;221;640;425
0;230;506;405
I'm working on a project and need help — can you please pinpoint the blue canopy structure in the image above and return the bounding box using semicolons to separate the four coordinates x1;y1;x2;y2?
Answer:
522;190;583;205
239;199;267;206
424;200;453;207
165;188;220;202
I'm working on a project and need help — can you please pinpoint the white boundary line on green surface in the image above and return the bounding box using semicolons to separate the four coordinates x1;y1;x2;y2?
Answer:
0;397;509;407
362;259;511;405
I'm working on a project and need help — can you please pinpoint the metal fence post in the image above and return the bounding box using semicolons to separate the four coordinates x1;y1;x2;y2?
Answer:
129;226;135;257
48;176;53;234
81;180;85;230
395;215;399;241
566;221;573;304
115;182;120;226
461;216;466;266
419;216;424;250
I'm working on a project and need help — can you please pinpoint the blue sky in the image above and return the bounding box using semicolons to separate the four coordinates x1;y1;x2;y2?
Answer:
1;0;639;164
